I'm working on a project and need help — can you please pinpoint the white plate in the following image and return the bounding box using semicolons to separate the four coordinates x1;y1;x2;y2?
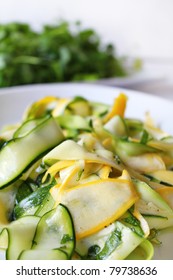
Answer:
0;82;173;260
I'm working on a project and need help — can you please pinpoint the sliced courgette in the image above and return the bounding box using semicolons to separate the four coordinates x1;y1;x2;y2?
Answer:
19;249;68;260
156;187;173;209
0;184;17;225
13;116;48;138
35;192;55;217
104;115;127;137
56;115;91;131
115;138;158;157
6;215;39;260
76;221;144;260
59;178;138;239
0;116;64;189
43;139;120;171
66;96;91;117
90;101;109;117
124;118;143;137
0;228;8;250
134;179;173;229
125;239;154;260
32;204;75;259
146;170;173;186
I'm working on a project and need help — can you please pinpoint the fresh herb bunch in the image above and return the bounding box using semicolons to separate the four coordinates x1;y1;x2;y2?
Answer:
0;21;128;87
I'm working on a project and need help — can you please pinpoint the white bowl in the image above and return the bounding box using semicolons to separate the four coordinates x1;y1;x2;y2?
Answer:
0;82;173;260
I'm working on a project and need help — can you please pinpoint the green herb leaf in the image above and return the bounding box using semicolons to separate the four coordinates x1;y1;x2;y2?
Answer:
0;21;132;87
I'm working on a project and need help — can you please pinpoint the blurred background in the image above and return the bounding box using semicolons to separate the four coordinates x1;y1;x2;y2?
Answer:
0;0;173;99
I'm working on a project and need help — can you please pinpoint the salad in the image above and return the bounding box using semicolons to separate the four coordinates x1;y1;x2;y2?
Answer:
0;93;173;260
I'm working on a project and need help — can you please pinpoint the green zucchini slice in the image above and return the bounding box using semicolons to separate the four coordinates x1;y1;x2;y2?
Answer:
0;116;64;189
6;216;39;260
19;249;68;260
32;204;75;259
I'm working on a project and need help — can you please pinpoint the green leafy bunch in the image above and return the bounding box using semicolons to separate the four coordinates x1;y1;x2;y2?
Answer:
0;21;127;87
